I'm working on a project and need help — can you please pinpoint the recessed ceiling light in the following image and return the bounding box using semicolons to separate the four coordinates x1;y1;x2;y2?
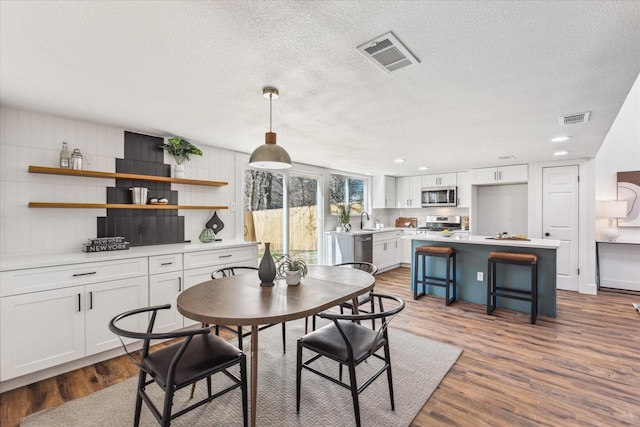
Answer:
418;166;428;171
394;158;405;163
551;136;571;143
554;150;569;156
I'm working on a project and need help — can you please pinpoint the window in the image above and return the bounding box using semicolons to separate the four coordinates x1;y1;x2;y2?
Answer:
329;174;365;215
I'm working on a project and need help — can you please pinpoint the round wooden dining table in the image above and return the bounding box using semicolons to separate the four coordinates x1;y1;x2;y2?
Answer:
176;264;376;427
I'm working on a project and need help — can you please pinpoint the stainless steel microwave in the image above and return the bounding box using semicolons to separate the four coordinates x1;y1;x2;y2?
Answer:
421;186;457;207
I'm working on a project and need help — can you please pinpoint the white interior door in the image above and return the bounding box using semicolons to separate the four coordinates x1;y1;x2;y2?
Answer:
543;165;579;291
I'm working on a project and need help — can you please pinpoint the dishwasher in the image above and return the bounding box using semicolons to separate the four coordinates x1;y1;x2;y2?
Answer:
354;234;373;263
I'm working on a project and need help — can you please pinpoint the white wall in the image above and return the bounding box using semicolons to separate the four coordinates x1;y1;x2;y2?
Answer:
593;73;640;290
595;74;640;242
0;107;237;257
475;184;528;236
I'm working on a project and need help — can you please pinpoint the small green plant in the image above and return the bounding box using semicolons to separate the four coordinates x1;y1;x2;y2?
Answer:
339;204;350;225
160;137;203;164
277;254;308;278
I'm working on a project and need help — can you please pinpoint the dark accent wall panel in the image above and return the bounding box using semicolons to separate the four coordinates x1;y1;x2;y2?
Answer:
97;131;189;246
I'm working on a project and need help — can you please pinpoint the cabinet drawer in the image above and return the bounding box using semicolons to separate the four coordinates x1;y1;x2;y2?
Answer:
0;257;148;297
149;253;183;275
373;231;401;242
183;245;258;270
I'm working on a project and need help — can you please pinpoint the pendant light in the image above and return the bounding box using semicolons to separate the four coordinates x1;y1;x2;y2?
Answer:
249;87;292;169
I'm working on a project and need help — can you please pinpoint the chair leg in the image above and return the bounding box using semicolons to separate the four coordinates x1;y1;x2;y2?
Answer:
281;322;286;354
133;371;146;427
347;362;362;427
384;342;395;410
161;383;175;427
207;375;212;397
296;342;303;413
237;326;243;350
240;355;249;427
531;264;538;324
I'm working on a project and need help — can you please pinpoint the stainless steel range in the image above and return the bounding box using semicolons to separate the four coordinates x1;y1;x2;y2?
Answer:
418;215;462;232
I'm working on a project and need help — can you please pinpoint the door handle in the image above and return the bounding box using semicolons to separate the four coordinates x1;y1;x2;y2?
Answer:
544;232;550;237
89;291;93;310
178;277;182;292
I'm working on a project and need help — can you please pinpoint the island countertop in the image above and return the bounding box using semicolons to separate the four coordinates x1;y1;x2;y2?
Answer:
404;233;560;250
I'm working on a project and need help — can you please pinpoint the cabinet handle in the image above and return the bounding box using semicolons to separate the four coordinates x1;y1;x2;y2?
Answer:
161;262;173;266
77;294;81;312
73;271;96;277
178;277;182;292
498;171;502;181
89;291;93;310
219;254;232;258
493;171;497;181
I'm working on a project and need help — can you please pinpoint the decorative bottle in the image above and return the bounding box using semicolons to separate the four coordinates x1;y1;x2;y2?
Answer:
258;242;276;287
59;142;70;169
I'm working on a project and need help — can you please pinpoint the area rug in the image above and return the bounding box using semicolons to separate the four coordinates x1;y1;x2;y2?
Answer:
21;320;461;427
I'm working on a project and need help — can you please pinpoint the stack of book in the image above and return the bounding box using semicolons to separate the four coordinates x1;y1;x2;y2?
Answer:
83;236;130;252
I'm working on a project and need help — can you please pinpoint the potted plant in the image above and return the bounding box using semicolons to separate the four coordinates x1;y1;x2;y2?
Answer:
160;137;203;178
277;254;308;286
339;204;351;232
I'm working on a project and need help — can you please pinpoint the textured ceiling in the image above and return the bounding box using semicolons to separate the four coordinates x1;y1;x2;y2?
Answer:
1;1;639;176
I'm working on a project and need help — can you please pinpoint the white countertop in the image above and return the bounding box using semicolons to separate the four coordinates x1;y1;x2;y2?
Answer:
405;233;560;249
325;227;406;236
0;240;258;271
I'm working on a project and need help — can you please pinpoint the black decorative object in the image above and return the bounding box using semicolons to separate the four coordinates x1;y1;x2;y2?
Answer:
258;242;276;287
206;211;225;236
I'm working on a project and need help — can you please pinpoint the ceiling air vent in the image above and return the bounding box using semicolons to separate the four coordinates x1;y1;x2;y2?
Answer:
357;31;420;74
559;112;591;125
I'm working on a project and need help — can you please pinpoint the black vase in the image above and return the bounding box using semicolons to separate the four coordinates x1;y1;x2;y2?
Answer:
258;242;276;287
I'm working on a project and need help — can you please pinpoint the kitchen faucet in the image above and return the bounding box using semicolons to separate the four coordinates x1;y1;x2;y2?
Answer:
360;211;370;229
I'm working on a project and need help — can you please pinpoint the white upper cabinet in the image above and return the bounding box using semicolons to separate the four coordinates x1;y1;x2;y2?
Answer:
395;176;423;208
422;172;457;188
372;175;396;208
456;171;471;208
471;164;528;185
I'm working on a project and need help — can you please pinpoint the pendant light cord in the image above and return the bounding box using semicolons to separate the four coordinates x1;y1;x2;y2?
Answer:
269;93;273;132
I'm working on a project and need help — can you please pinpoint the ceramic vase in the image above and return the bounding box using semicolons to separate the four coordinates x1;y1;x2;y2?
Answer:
174;164;185;178
258;242;276;287
199;228;215;243
285;270;302;286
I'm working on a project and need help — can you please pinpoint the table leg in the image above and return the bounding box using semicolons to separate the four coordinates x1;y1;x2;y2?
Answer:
250;325;258;427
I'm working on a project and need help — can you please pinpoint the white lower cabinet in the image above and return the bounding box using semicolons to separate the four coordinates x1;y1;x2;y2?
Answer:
373;231;401;272
0;275;148;380
149;270;184;333
1;286;85;381
0;243;258;387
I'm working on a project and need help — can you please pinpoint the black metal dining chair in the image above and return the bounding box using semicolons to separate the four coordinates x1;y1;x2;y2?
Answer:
305;262;378;333
296;293;405;427
109;304;248;427
335;261;378;315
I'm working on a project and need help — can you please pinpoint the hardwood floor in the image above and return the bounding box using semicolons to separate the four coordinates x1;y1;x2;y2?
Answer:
1;267;638;426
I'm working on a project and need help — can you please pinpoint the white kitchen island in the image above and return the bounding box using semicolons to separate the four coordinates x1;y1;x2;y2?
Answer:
406;233;560;317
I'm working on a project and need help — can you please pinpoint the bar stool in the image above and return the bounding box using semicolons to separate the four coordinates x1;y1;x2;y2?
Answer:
413;245;456;305
487;251;538;324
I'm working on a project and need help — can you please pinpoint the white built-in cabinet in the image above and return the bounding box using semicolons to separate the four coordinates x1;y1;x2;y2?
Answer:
470;164;528;185
0;243;258;385
372;175;396;208
373;230;401;272
148;253;183;333
395;176;423;208
422;173;457;188
456;171;471;208
0;258;149;381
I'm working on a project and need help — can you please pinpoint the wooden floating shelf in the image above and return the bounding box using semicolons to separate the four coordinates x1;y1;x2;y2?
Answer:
29;202;228;210
28;166;228;187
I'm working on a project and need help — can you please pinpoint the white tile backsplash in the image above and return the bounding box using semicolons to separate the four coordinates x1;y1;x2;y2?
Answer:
0;107;238;257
